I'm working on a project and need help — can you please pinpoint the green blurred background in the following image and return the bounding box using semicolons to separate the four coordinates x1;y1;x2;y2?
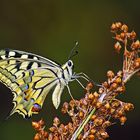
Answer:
0;0;140;139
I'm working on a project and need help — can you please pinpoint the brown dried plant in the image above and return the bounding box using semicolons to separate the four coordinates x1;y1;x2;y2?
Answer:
32;22;140;140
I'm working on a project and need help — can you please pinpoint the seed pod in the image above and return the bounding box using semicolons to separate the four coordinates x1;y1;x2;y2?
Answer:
105;103;110;110
134;58;140;69
34;133;41;140
120;116;127;125
114;42;122;53
91;115;97;121
107;70;115;79
88;134;95;140
121;24;128;32
111;23;117;31
53;117;60;126
88;93;94;100
32;121;41;130
130;30;136;39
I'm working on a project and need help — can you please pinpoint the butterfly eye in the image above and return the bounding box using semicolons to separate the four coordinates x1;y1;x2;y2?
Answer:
68;60;73;67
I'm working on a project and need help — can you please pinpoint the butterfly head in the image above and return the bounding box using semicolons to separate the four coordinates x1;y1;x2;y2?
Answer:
62;60;74;80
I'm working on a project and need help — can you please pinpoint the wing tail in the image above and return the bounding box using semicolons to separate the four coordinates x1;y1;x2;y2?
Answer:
52;83;64;109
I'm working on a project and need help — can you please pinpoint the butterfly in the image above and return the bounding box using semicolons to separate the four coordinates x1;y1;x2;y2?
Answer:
0;45;89;119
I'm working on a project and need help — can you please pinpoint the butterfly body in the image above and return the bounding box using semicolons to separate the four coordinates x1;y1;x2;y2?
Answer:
0;49;85;119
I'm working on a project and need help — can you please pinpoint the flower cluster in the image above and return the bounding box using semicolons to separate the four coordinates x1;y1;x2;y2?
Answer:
32;22;140;140
32;119;48;140
111;22;140;80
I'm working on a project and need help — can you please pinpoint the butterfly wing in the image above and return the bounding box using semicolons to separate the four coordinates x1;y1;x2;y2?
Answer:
0;48;60;67
0;49;63;118
52;83;65;109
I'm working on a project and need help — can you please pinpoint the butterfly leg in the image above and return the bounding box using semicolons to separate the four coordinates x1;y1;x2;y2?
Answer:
72;72;89;89
75;72;102;87
75;78;86;89
66;85;75;101
75;72;89;81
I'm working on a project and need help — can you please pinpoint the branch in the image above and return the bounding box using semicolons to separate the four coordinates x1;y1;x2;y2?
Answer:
32;22;140;140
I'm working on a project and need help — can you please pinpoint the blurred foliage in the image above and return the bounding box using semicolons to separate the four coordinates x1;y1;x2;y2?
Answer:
0;0;140;140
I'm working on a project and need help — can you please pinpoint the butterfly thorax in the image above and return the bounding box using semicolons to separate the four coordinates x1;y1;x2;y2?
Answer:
61;60;74;85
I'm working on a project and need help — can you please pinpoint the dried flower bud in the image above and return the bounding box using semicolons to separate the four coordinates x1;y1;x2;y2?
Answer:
111;22;122;31
79;111;84;118
107;70;115;79
117;109;124;117
102;121;111;128
117;85;126;93
93;92;99;98
111;101;120;108
88;93;94;100
86;82;94;91
34;133;41;140
82;99;88;106
110;108;115;114
96;101;102;108
124;103;134;111
117;71;123;77
110;83;118;90
48;133;53;140
39;119;45;127
111;23;117;31
120;116;127;125
115;35;122;41
131;40;140;50
124;50;131;57
102;81;109;88
53;136;60;140
32;121;41;130
116;22;122;28
98;88;104;94
67;122;74;133
120;32;126;40
94;118;104;126
91;115;97;121
121;24;128;32
53;117;60;126
114;77;122;84
105;103;110;109
69;110;74;116
69;100;75;108
134;58;140;69
40;130;48;138
49;126;56;132
100;130;109;139
90;129;96;134
61;102;69;114
114;42;122;53
88;134;95;140
130;30;136;39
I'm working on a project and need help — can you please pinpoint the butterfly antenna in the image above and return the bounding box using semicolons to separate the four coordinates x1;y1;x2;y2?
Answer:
68;41;79;60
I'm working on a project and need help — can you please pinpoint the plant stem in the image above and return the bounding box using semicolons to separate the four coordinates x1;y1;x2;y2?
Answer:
71;108;96;140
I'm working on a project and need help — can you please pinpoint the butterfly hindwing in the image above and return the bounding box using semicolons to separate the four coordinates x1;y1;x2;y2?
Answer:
11;69;59;118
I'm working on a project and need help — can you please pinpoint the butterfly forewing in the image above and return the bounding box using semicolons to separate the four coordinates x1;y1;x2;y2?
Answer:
0;49;63;118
